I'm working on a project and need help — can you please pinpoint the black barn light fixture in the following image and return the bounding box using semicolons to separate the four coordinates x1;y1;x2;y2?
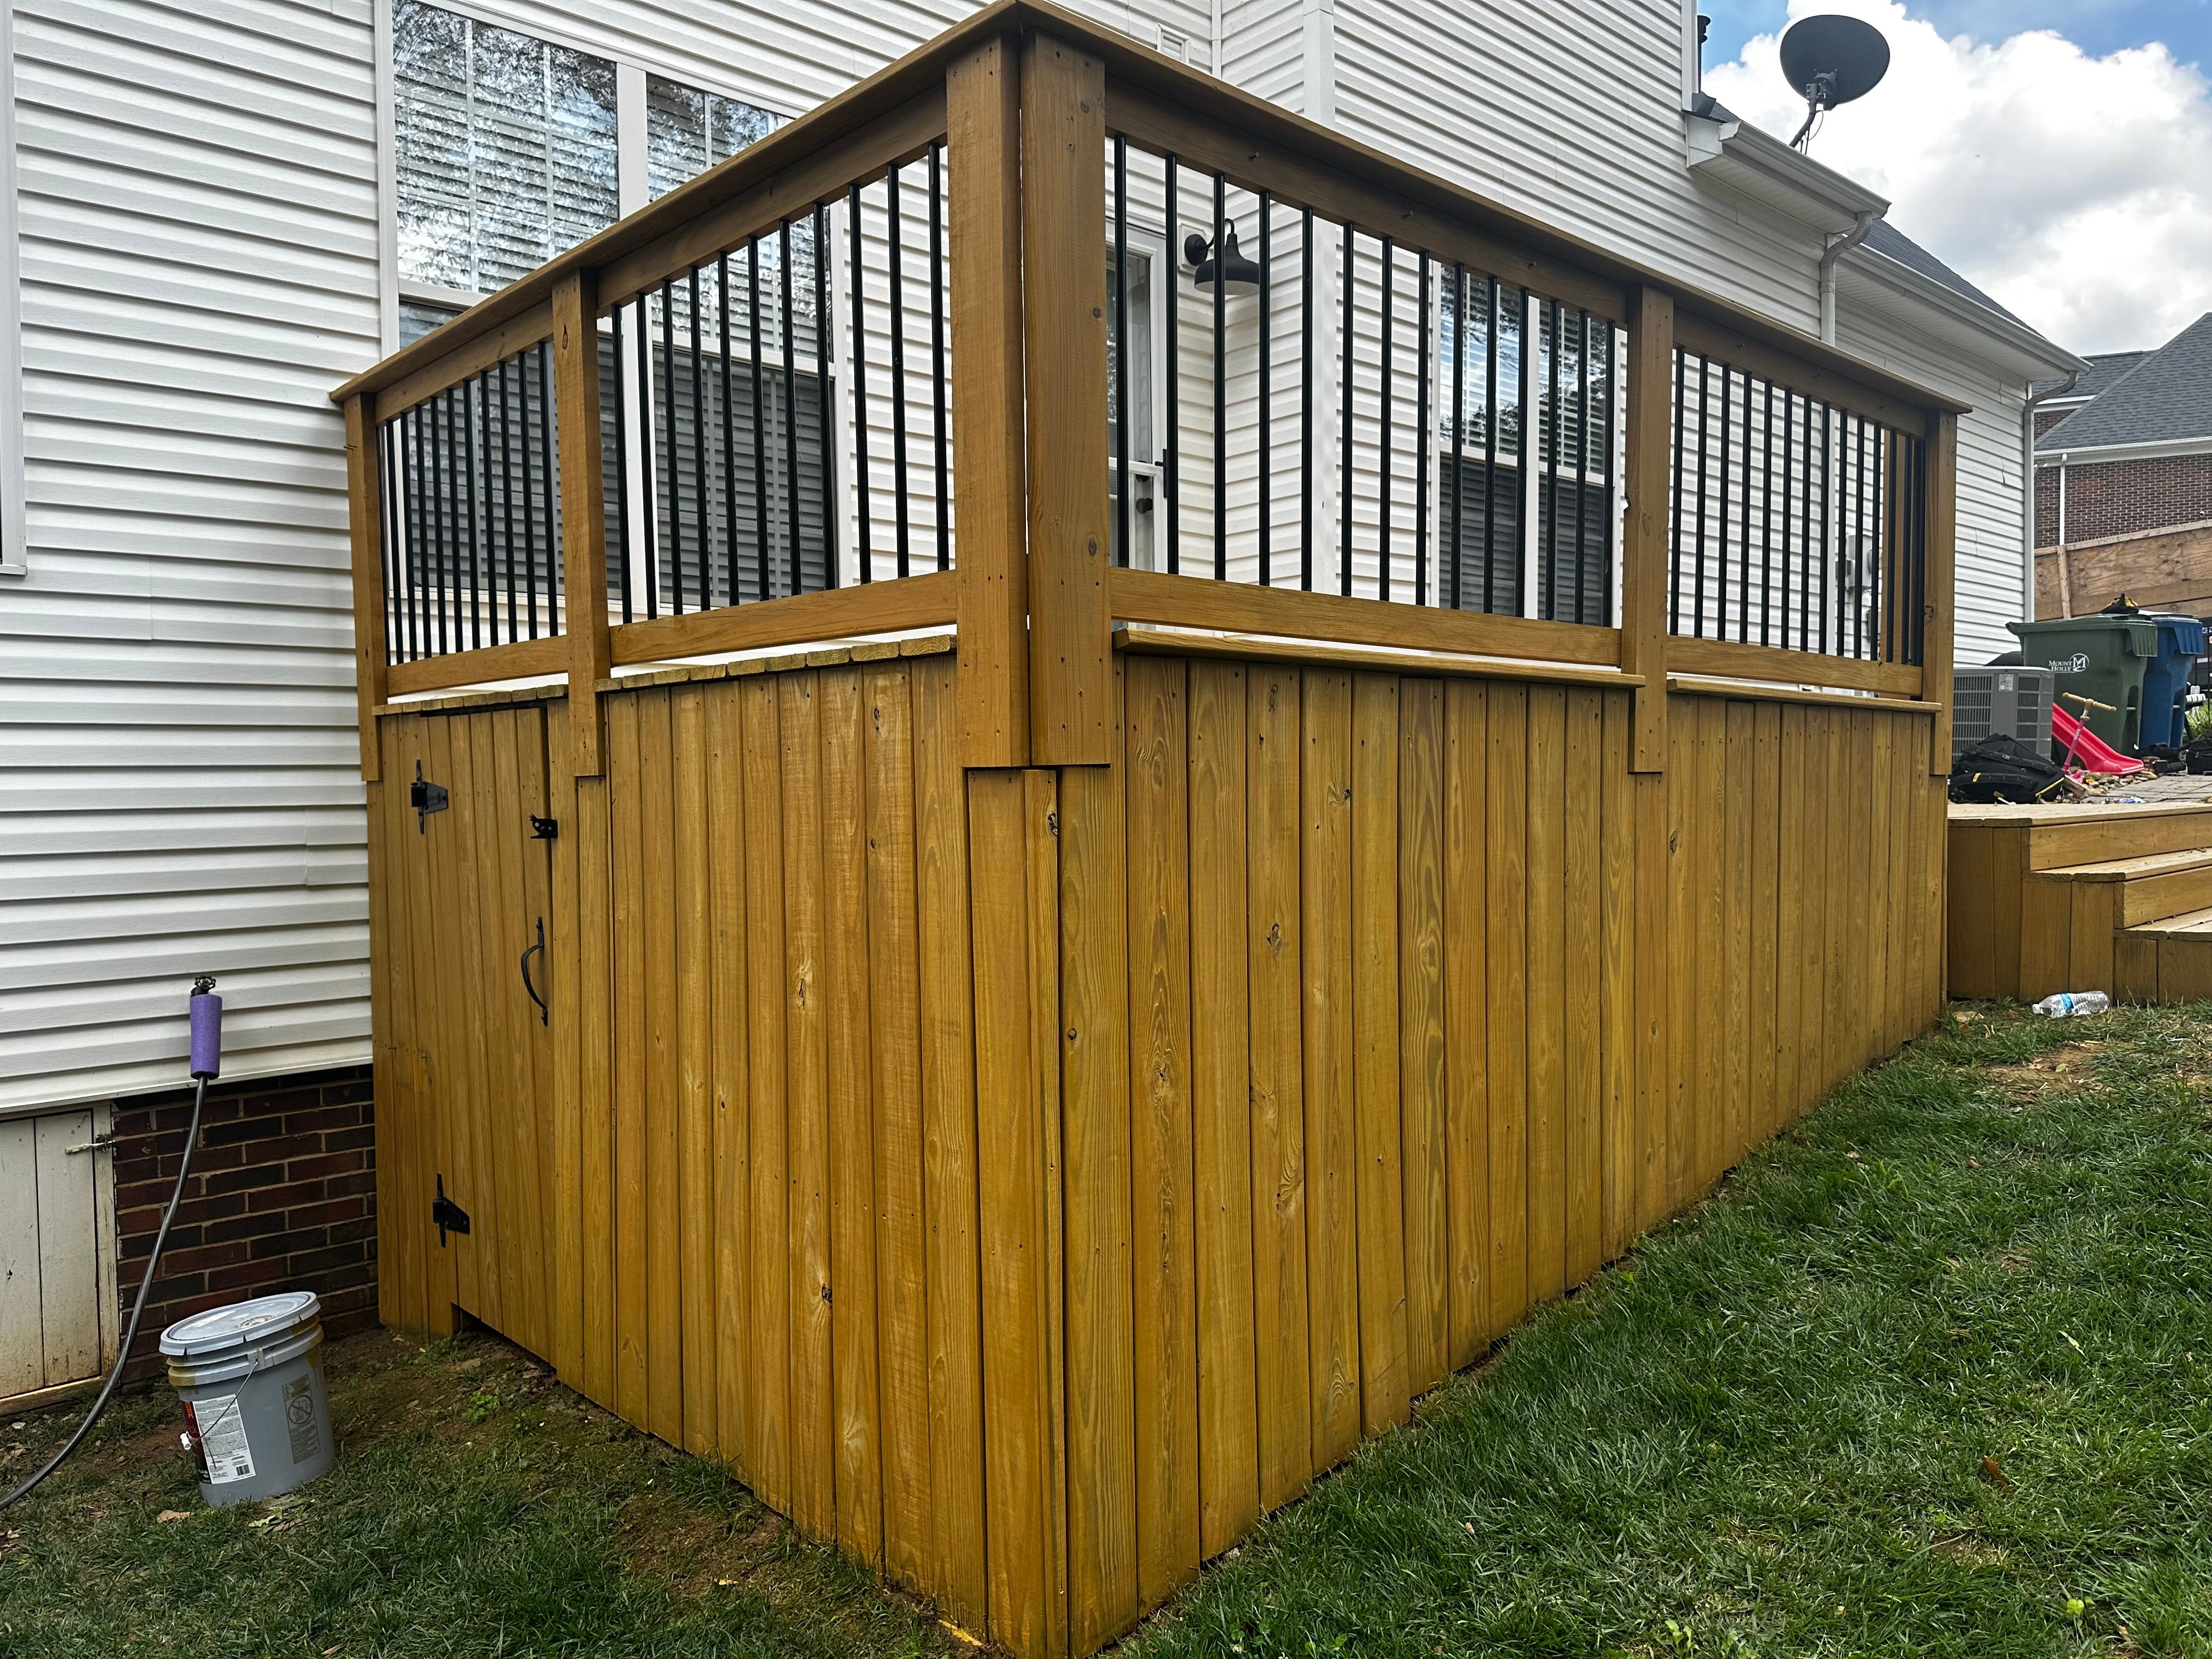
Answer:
1184;221;1262;297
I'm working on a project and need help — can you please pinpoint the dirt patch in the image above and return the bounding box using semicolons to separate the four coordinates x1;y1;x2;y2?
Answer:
612;1486;787;1600
1931;1533;2008;1568
1988;1042;2111;1099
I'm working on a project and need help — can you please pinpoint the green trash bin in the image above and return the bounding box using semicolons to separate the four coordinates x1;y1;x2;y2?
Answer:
2007;614;2160;754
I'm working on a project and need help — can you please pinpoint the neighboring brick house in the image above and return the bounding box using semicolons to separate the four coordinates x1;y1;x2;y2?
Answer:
2035;314;2212;618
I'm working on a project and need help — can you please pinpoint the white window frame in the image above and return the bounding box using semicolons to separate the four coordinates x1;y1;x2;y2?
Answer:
372;0;803;354
1108;227;1170;571
0;0;26;578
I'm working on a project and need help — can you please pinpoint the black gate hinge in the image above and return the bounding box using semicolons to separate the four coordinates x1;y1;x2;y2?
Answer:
432;1174;471;1245
411;761;449;833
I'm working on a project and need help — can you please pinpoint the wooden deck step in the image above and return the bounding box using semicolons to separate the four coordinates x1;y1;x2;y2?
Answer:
2033;847;2212;927
2024;807;2212;872
2116;906;2212;1003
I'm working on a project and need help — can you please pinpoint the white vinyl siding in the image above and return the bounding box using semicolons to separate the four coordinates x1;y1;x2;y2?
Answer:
1;0;380;1113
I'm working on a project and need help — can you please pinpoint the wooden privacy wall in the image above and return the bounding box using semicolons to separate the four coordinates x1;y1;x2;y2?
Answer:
367;645;1946;1659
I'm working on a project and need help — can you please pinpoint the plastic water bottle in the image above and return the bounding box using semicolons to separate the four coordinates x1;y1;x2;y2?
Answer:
2030;991;2109;1018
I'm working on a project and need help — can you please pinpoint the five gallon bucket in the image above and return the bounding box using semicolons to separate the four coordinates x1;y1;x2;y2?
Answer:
159;1291;335;1506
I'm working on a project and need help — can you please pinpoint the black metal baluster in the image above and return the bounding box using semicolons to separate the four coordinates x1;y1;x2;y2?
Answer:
1113;137;1130;570
752;236;770;598
1692;358;1710;640
1600;320;1617;627
929;145;949;574
690;266;706;613
516;354;538;639
1819;402;1832;655
1718;365;1735;642
1541;301;1559;620
1449;264;1465;610
1573;310;1589;624
1341;221;1354;597
1669;349;1686;634
538;338;558;627
1213;172;1227;584
1483;276;1499;615
1417;255;1431;606
1759;379;1774;646
888;165;912;583
421;403;441;656
490;367;511;645
464;379;483;648
1856;416;1871;657
848;187;870;585
1737;371;1755;644
611;303;634;624
1379;236;1394;604
1299;203;1311;591
816;206;838;589
1259;190;1272;586
718;252;736;605
782;219;801;596
1166;154;1180;576
1780;390;1796;652
661;278;682;615
428;392;448;654
1519;291;1536;619
635;294;659;621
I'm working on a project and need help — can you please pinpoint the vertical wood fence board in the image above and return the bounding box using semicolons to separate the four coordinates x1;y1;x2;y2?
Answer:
1057;737;1139;1648
1188;659;1262;1559
866;666;933;1587
1124;653;1201;1607
741;677;793;1515
1522;687;1567;1306
1483;685;1530;1334
639;692;684;1446
1300;670;1362;1469
1245;667;1314;1506
704;689;753;1471
779;674;837;1541
1440;680;1493;1359
673;687;719;1456
1563;688;1603;1290
821;669;885;1566
1350;673;1409;1435
913;657;989;1626
1397;680;1449;1396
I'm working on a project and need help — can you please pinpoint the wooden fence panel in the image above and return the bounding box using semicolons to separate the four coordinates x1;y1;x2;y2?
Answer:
366;652;1949;1659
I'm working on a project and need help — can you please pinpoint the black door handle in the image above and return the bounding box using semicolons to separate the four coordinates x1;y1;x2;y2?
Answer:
520;917;548;1026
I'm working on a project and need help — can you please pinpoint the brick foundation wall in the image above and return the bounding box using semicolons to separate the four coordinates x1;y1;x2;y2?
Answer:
110;1064;376;1381
2037;452;2212;548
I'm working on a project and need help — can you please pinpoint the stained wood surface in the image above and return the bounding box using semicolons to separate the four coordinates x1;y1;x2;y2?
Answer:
368;661;1947;1659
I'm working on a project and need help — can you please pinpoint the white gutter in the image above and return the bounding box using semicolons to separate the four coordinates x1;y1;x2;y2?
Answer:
2024;371;2080;624
1819;210;1879;346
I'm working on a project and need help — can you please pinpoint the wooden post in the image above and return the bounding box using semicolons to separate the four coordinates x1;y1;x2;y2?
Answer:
947;35;1031;769
344;392;388;782
1620;286;1673;774
1922;410;1957;772
1019;32;1113;766
556;269;613;776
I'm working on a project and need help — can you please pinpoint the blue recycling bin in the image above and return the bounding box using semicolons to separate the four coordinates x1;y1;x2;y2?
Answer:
2141;613;2205;748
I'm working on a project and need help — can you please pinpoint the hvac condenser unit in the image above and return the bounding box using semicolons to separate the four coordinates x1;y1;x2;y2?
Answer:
1952;667;2055;762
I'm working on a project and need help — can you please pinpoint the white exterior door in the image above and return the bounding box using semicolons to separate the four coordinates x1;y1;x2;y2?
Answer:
0;1106;119;1407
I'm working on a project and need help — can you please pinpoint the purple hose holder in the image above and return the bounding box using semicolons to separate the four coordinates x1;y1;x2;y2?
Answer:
190;990;223;1080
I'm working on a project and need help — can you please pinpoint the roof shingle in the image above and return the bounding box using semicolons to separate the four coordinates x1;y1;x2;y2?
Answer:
2036;313;2212;453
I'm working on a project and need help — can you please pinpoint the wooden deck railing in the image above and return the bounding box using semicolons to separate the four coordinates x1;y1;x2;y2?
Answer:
336;0;1964;786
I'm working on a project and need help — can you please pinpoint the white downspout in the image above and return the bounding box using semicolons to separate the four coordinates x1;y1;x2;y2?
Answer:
2022;373;2079;626
1819;210;1879;346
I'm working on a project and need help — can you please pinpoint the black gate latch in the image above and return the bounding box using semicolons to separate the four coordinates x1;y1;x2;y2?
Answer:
432;1174;471;1244
411;761;449;833
529;814;558;839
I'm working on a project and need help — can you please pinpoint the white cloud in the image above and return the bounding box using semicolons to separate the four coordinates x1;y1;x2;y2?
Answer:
1706;0;2212;354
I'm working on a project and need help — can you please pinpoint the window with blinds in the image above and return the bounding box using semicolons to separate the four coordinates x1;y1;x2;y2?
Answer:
393;0;619;295
646;76;782;201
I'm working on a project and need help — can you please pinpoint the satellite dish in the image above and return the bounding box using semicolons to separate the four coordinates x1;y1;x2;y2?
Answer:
1779;14;1891;151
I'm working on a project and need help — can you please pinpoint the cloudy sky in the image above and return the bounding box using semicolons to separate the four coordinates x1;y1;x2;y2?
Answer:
1700;1;2212;357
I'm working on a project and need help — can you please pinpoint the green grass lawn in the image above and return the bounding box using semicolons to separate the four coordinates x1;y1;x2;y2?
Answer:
3;1002;2209;1657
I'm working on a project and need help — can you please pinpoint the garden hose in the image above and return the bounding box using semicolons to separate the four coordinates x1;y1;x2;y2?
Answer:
0;978;221;1513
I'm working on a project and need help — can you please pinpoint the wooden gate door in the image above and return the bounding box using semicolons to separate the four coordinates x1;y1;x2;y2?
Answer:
381;704;560;1362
